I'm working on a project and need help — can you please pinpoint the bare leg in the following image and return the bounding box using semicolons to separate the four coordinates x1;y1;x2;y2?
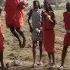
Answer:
16;28;26;48
10;27;22;48
39;41;42;62
51;53;55;64
33;41;37;66
48;53;52;65
0;52;4;70
61;45;68;66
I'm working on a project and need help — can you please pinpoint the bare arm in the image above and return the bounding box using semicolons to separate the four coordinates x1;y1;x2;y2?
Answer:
28;9;33;32
50;11;56;24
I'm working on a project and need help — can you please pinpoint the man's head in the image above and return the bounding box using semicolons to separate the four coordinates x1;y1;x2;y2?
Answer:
66;2;70;12
33;0;40;9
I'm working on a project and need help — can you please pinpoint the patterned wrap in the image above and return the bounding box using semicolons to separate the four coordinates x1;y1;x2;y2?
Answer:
31;9;43;41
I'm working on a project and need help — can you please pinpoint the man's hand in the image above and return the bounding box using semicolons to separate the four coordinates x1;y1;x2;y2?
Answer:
35;28;41;33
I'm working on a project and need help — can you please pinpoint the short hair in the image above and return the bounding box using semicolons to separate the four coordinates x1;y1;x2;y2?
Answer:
33;0;41;9
66;2;70;12
44;0;53;11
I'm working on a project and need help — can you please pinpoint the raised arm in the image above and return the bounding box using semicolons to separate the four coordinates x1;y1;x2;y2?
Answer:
49;11;56;24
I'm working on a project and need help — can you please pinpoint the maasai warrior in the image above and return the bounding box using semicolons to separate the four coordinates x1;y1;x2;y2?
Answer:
28;0;43;67
5;0;28;48
60;2;70;69
42;0;56;67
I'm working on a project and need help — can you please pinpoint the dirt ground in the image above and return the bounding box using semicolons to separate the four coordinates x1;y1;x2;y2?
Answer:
0;9;70;70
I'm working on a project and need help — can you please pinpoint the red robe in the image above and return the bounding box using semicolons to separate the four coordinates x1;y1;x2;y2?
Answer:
63;12;70;46
0;27;4;53
42;11;55;53
5;0;27;28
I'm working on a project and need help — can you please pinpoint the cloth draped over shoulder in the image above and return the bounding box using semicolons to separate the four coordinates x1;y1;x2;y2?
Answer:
63;12;70;30
42;11;55;53
63;12;70;46
42;10;55;30
5;0;27;28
